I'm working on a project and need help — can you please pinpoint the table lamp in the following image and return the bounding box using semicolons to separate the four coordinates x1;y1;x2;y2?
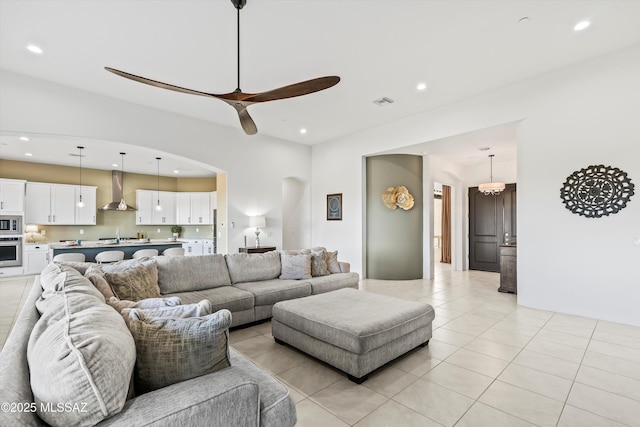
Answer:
25;224;39;243
249;215;266;247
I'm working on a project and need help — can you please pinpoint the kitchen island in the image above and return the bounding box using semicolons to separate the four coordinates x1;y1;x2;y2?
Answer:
50;239;185;262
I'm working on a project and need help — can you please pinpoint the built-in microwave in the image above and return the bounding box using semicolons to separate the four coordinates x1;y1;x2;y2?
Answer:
0;215;21;235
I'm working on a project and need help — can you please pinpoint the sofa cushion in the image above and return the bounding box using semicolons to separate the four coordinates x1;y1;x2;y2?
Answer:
104;263;162;301
28;263;136;427
225;251;281;284
279;253;312;280
156;254;231;293
163;286;255;314
235;279;312;306
126;309;232;394
306;272;360;294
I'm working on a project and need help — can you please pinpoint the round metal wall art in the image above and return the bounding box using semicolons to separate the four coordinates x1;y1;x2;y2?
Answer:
560;164;634;218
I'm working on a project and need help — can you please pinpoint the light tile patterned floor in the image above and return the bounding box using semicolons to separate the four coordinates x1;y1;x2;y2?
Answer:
2;266;640;426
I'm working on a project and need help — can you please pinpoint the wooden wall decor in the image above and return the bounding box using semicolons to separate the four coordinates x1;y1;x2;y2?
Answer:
560;164;634;218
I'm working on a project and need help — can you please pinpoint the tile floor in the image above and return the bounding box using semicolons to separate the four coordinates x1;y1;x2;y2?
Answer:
2;266;640;426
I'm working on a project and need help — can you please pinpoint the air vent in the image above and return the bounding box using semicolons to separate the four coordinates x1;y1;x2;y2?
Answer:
373;97;394;106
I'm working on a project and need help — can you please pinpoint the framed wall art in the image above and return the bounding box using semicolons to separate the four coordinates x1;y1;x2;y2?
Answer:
326;193;342;220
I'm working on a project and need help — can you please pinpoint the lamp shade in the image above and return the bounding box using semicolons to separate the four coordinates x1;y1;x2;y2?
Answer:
249;215;266;228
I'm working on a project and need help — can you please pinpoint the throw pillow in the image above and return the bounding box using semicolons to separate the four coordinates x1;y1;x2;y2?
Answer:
85;266;116;300
279;253;312;280
325;250;341;274
310;249;330;277
100;258;159;286
126;309;232;394
104;264;161;302
107;296;183;312
121;300;212;319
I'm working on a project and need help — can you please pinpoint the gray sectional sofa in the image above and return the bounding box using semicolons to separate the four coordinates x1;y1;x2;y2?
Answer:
0;250;359;427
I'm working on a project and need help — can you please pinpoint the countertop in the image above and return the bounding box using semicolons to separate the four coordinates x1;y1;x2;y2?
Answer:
49;239;186;250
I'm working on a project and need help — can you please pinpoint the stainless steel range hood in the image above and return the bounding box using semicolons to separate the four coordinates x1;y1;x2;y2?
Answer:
100;170;136;211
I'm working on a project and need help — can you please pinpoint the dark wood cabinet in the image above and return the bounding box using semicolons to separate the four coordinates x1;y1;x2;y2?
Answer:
498;245;517;294
239;246;277;254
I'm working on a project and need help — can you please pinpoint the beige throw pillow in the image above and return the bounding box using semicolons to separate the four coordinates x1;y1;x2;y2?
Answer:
126;309;232;394
325;250;341;274
310;249;330;277
85;266;116;300
104;264;161;302
279;253;312;280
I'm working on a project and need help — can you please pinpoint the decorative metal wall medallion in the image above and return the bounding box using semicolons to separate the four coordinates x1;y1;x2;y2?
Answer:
560;165;634;218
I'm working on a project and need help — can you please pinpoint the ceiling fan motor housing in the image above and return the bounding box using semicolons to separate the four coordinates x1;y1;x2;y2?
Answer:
231;0;246;10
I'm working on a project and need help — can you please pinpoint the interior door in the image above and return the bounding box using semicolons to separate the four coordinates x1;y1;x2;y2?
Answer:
469;184;516;272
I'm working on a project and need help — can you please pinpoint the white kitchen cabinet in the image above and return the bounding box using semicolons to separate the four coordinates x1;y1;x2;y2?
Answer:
24;243;49;275
204;239;215;254
26;182;77;225
182;239;204;256
0;179;26;214
75;185;97;225
136;190;176;225
0;266;24;277
176;192;213;225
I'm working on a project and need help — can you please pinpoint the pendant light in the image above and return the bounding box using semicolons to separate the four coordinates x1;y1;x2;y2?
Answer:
479;154;506;195
76;146;85;207
155;157;162;211
117;152;128;210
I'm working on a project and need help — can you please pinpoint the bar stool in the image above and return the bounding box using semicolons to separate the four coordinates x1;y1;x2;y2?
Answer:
132;249;158;259
95;250;125;264
53;253;86;262
162;247;185;257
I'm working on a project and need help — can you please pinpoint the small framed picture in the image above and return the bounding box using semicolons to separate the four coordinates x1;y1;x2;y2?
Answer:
327;193;342;221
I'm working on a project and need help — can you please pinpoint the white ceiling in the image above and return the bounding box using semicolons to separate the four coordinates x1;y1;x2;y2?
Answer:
1;0;640;174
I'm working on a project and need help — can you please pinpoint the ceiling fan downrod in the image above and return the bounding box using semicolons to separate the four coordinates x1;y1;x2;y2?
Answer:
232;0;246;92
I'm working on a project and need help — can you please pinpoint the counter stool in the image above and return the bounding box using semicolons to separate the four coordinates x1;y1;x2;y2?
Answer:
95;250;125;264
162;247;185;257
132;249;158;259
52;253;86;262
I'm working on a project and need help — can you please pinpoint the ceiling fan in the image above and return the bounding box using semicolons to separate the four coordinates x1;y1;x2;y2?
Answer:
105;0;340;135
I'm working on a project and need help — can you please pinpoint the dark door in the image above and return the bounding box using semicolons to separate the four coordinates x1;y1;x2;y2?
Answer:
469;184;516;272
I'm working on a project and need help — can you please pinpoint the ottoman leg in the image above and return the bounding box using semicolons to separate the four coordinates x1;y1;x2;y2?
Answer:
275;337;286;345
419;339;430;347
347;373;368;384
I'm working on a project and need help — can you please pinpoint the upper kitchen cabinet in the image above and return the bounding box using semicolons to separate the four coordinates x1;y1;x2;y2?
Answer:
136;189;176;225
75;185;97;225
176;192;214;225
26;182;96;225
0;178;26;214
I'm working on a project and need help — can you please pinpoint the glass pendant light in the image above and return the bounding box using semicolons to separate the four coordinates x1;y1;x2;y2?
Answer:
77;146;85;207
155;157;162;211
117;152;128;210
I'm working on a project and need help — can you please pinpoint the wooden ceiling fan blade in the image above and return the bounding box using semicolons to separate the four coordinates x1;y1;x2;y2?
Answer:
238;108;258;135
105;67;214;98
247;76;340;103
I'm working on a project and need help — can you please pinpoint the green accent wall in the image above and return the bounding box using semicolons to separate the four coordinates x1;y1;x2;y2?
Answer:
366;154;423;279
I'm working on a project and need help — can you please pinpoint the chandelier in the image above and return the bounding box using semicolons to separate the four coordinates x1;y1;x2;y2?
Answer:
479;154;505;195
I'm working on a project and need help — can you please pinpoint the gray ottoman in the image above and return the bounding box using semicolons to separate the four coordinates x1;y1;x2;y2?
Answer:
272;288;435;383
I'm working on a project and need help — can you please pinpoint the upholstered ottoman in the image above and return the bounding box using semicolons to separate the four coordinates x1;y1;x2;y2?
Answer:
272;288;435;383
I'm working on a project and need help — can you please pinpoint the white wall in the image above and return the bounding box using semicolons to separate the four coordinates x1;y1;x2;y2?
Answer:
312;45;640;326
0;70;312;253
282;177;311;250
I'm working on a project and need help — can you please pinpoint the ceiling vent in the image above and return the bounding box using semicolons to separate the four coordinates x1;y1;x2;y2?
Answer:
373;97;394;106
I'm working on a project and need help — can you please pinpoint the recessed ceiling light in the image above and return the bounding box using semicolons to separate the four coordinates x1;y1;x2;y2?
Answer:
478;147;490;151
173;169;179;174
19;136;30;142
112;163;118;167
373;97;394;106
416;82;427;91
574;20;590;31
300;128;307;134
518;17;530;24
25;152;33;157
26;44;43;54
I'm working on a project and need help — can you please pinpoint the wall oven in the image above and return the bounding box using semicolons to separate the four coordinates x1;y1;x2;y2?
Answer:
0;215;22;235
0;236;23;268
